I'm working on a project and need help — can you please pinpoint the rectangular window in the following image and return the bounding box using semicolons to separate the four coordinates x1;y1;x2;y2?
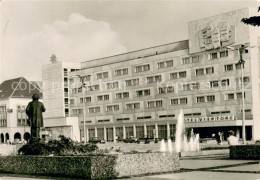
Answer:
158;62;165;68
17;106;27;126
221;79;230;86
170;72;178;79
235;63;242;70
166;60;173;67
210;81;219;87
236;92;245;99
179;71;186;78
196;96;205;103
220;50;228;58
192;56;199;63
227;93;235;100
107;82;119;89
135;64;150;72
182;57;190;64
180;98;188;104
88;85;100;91
207;95;215;102
160;86;175;94
97;95;109;101
106;105;119;112
183;84;190;91
158;60;173;68
115;68;128;76
97;72;108;79
196;68;204;76
126;103;140;110
136;89;150;97
171;99;178;105
126;79;139;86
85;97;91;103
206;67;214;74
224;64;233;71
147;75;161;83
211;52;218;59
116;92;129;99
191;82;200;90
147;100;163;108
98;119;110;123
117;118;130;121
89;107;100;113
70;99;74;105
80;98;84;103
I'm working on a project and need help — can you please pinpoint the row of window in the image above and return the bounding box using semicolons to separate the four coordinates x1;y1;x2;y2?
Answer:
72;71;249;95
76;49;243;82
71;77;249;104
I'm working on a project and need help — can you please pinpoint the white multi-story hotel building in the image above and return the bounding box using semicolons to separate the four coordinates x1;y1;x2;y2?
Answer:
44;8;260;142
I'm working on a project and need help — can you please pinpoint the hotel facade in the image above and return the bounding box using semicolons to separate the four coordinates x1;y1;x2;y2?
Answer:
44;8;260;142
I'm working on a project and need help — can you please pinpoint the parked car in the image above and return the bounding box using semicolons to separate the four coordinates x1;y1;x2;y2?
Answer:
123;136;140;143
88;137;105;144
137;136;154;142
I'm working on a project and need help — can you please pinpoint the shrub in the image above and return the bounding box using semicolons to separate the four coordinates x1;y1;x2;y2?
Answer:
146;150;152;153
230;145;260;160
115;147;122;153
201;146;229;151
18;136;97;156
128;150;139;154
144;139;150;144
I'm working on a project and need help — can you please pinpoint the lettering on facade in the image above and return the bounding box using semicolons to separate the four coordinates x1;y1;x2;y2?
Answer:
198;22;236;50
184;115;235;123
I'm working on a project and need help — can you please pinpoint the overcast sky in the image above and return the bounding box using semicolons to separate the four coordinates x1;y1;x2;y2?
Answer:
0;0;259;83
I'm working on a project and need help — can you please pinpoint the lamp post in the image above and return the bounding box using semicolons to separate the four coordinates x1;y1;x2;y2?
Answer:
76;75;87;144
238;45;246;145
227;44;252;144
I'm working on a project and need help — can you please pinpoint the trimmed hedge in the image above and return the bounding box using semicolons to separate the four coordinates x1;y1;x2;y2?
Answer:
230;145;260;160
0;155;117;179
0;153;180;179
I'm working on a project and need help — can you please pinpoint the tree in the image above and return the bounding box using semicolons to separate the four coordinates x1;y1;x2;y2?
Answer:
50;54;57;63
241;7;260;26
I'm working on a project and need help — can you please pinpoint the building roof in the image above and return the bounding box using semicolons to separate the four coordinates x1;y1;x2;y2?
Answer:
81;40;189;69
0;77;42;99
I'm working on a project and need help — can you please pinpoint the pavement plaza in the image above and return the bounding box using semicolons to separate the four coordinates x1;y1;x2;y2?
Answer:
0;142;259;180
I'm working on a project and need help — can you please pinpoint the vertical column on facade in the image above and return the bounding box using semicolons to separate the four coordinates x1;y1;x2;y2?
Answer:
167;122;170;139
123;124;126;139
236;128;240;140
144;123;147;137
104;126;107;141
113;125;116;143
94;126;98;138
155;123;158;139
86;128;89;142
133;124;136;138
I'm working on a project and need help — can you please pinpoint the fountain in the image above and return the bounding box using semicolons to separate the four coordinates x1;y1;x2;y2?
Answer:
160;139;167;152
160;109;200;153
168;138;173;153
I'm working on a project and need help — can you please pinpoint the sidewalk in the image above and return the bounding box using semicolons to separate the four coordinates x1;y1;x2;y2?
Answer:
125;155;260;180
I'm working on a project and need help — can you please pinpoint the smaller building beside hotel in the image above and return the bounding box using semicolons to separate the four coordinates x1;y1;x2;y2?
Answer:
0;77;42;143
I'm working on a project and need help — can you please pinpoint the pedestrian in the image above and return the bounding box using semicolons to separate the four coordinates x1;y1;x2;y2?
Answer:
216;132;222;145
26;94;46;139
227;130;239;145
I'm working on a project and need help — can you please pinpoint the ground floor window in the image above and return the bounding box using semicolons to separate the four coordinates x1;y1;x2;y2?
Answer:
125;127;133;138
106;128;113;141
136;126;144;138
146;125;155;138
